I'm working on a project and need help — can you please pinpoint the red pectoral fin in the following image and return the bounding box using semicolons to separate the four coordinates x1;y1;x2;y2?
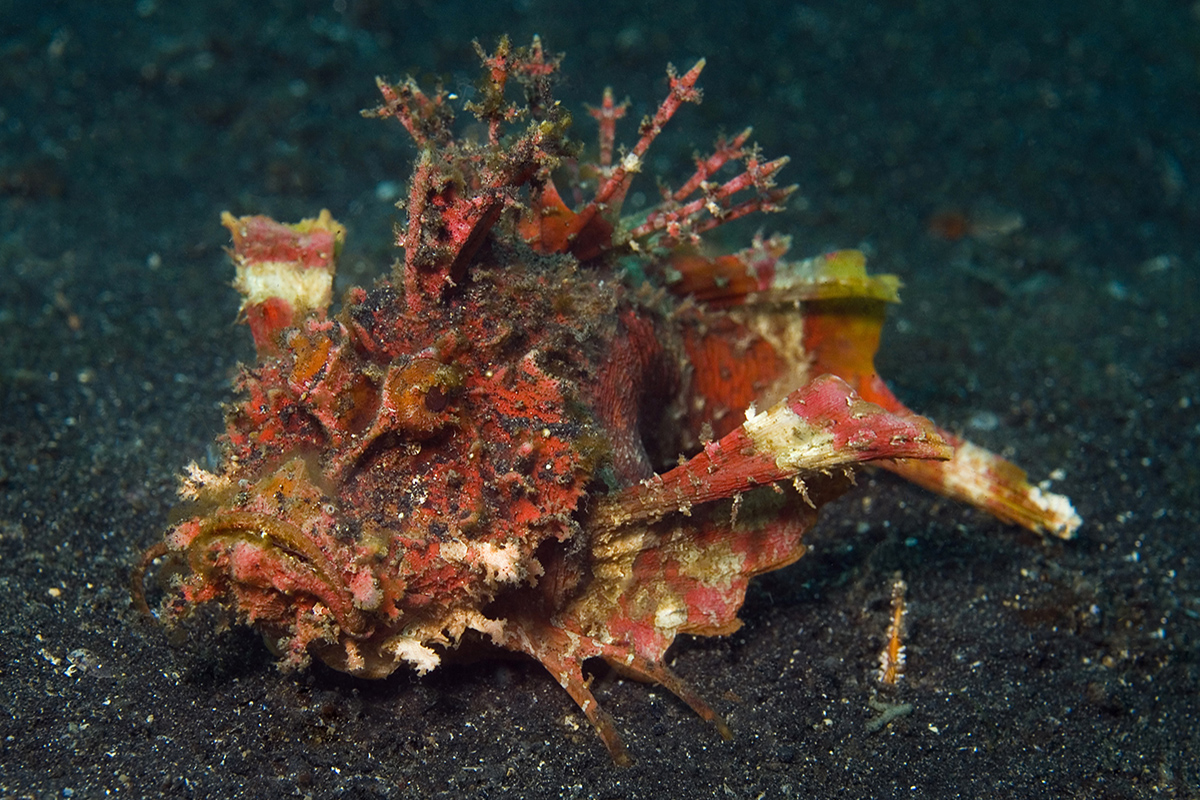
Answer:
593;374;949;534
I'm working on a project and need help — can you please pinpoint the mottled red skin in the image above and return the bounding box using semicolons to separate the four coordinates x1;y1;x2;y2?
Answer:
134;38;1076;765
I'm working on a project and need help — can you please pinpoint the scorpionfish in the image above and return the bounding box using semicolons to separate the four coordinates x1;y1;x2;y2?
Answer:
134;37;1080;764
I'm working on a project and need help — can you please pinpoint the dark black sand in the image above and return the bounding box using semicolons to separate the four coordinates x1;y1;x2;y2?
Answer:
2;2;1198;797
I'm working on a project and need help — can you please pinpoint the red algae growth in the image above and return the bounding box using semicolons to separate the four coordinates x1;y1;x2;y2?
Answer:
132;37;1080;764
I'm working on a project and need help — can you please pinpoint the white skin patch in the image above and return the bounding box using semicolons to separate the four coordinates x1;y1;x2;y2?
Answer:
439;540;524;584
459;609;506;645
742;402;837;472
1028;487;1081;536
474;541;523;584
439;540;468;562
384;637;441;675
654;603;688;630
234;260;333;311
178;461;229;501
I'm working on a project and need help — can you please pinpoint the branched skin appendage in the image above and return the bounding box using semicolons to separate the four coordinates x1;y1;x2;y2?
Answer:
134;37;1080;765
